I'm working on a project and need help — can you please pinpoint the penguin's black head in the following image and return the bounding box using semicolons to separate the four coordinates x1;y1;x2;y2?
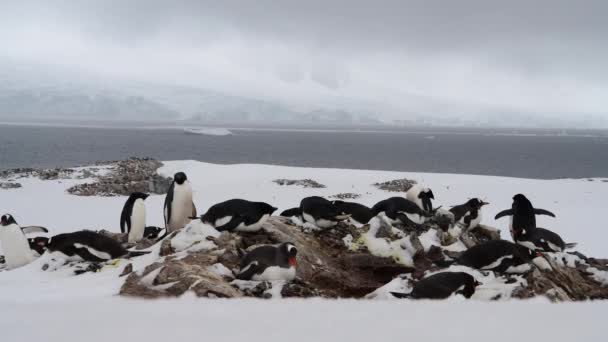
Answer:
280;242;298;266
28;236;49;254
0;214;16;226
130;192;150;201
467;198;489;210
174;172;188;185
459;273;482;299
419;188;434;212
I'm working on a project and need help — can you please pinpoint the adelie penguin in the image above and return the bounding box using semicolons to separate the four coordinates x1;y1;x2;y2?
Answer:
331;200;375;225
0;214;38;269
300;196;351;229
445;239;538;273
38;230;149;262
164;172;197;233
391;272;482;299
371;197;434;227
450;198;489;231
120;192;149;243
236;242;297;281
193;199;277;232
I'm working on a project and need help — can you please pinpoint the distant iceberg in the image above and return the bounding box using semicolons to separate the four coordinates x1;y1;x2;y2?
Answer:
183;127;232;136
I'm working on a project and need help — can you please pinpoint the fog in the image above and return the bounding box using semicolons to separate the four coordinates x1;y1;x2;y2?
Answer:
1;0;607;126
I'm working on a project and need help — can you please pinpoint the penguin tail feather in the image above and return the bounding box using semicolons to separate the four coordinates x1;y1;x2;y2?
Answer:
565;242;578;250
126;251;151;258
390;292;412;299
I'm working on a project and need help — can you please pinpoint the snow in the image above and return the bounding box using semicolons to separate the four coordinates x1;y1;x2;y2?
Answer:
0;160;607;340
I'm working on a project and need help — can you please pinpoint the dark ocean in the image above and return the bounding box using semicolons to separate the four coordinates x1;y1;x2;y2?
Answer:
1;122;607;179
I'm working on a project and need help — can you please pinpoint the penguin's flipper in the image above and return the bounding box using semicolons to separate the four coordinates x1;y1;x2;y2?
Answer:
126;251;151;258
74;248;107;263
192;202;197;218
390;291;412;299
494;209;514;220
21;226;49;234
236;261;261;280
534;208;556;217
565;242;578;249
280;207;301;217
215;216;244;232
163;183;175;227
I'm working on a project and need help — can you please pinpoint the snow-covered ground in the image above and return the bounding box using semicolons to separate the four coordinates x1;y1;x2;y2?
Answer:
0;160;606;340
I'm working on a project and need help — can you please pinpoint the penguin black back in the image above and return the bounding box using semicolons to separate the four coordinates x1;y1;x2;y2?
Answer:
371;197;430;218
495;194;555;235
280;207;302;217
450;198;488;223
456;239;535;272
300;196;341;219
200;199;277;231
332;200;374;224
237;242;297;280
391;272;481;299
45;231;149;261
120;192;149;233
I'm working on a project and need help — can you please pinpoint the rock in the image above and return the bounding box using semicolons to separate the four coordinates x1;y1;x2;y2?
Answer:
0;182;22;190
373;178;417;192
281;279;320;298
272;179;326;188
329;193;361;200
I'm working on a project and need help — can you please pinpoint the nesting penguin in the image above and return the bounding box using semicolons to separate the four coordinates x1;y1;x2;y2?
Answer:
40;231;149;262
194;199;277;232
371;197;433;226
164;172;197;233
120;192;149;243
450;198;489;231
280;207;302;218
406;185;435;213
514;227;576;253
391;272;482;299
300;196;350;229
451;239;537;273
331;200;375;225
236;242;297;281
0;214;36;269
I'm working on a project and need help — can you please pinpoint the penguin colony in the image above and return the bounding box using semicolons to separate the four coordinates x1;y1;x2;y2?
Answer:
0;170;577;300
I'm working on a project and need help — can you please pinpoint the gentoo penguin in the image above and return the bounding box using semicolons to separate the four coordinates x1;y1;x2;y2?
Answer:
280;207;302;218
28;237;49;256
371;197;433;226
236;242;297;281
452;239;537;273
406;185;435;213
40;231;149;262
120;192;149;243
331;200;375;225
495;194;555;238
391;272;482;299
514;227;576;253
300;196;350;229
194;199;277;232
0;214;36;269
450;198;489;231
164;172;197;233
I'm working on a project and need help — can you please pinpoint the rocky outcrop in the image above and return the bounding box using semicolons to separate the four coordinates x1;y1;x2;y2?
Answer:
373;178;417;192
273;179;326;188
0;182;22;190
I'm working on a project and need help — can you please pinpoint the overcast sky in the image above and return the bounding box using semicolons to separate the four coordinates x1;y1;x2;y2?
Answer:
1;0;607;118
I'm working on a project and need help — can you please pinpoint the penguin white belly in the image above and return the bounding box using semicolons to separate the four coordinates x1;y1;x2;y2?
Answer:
128;199;146;243
252;266;296;281
480;255;512;270
0;224;35;269
168;184;193;232
468;213;482;230
73;243;113;260
235;214;270;232
214;216;232;227
401;211;426;225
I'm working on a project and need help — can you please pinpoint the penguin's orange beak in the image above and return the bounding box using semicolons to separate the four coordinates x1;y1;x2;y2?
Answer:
289;256;297;266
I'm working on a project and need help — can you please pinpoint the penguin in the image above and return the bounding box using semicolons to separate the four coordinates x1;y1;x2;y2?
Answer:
21;226;49;234
0;214;36;269
514;227;577;253
451;239;538;273
449;198;489;231
143;226;165;240
390;272;482;299
406;185;435;213
300;196;351;229
164;172;197;233
194;199;277;232
120;192;149;243
280;207;302;218
39;231;149;262
28;236;49;256
236;242;297;281
495;194;555;239
331;200;375;225
371;197;433;226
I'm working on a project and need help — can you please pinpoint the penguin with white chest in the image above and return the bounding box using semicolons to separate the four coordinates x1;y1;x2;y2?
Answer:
0;214;37;269
164;172;197;233
371;197;433;226
39;231;150;262
237;242;297;281
120;192;149;243
194;199;277;232
407;185;435;214
300;196;351;229
450;198;489;231
391;272;482;299
450;239;538;273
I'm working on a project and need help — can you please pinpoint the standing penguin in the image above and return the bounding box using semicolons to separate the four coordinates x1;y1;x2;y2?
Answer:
40;231;149;262
236;242;297;281
371;197;433;226
0;214;36;269
120;192;149;243
390;272;482;299
300;196;350;229
194;199;277;232
494;194;555;239
450;198;489;231
406;185;435;213
164;172;197;233
331;200;375;225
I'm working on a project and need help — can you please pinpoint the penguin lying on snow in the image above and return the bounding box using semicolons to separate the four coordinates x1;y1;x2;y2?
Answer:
446;239;538;273
371;197;434;226
450;198;489;231
236;242;297;281
300;196;351;229
406;185;435;213
39;231;150;262
391;272;482;299
143;226;165;240
515;227;576;253
0;214;37;269
120;192;149;243
331;200;374;225
164;172;197;233
193;199;277;232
